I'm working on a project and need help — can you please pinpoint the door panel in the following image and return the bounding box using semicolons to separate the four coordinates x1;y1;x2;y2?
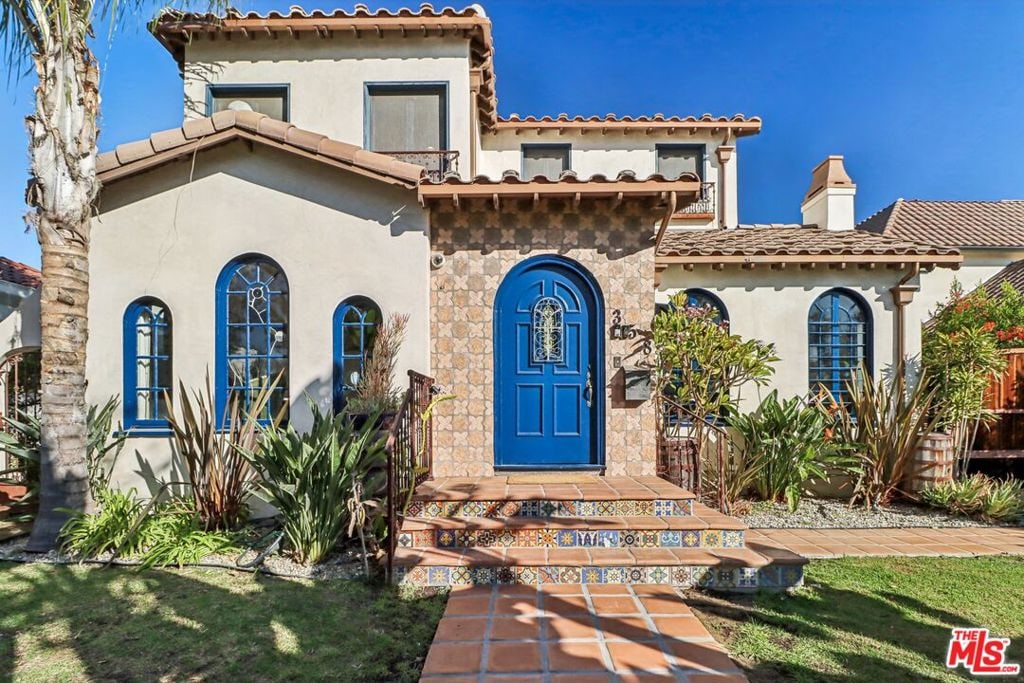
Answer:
495;257;602;469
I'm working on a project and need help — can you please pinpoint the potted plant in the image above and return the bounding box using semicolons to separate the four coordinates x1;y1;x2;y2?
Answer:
346;312;409;430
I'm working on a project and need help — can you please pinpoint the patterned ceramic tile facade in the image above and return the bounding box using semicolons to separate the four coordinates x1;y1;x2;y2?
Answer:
395;563;804;591
429;198;659;477
405;498;692;518
409;526;743;549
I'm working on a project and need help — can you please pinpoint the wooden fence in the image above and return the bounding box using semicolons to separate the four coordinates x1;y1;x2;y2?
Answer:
972;348;1024;460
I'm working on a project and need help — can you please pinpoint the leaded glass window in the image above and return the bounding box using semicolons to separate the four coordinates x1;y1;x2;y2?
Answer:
532;296;564;364
333;296;382;411
808;289;871;405
124;298;172;427
218;257;288;422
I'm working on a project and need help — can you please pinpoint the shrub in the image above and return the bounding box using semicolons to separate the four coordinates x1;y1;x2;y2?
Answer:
729;391;853;511
921;474;1024;521
350;312;410;414
832;365;946;509
239;400;388;566
61;491;239;568
165;374;282;530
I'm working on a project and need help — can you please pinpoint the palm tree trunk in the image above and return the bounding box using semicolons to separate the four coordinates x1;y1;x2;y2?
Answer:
24;31;100;552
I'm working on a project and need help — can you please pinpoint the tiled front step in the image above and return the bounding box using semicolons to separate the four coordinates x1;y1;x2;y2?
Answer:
413;476;695;502
406;498;693;519
394;546;806;591
398;516;745;550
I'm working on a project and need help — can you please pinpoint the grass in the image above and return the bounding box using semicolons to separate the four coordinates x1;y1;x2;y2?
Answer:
693;556;1024;682
0;561;445;682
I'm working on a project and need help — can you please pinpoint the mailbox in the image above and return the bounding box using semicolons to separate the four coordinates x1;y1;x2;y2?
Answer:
623;366;651;401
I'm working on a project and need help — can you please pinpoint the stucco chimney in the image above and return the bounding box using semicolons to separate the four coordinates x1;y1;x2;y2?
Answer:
800;155;856;230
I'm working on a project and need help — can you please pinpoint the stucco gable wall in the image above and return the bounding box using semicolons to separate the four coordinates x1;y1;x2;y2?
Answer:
658;266;905;410
429;199;659;477
89;142;429;494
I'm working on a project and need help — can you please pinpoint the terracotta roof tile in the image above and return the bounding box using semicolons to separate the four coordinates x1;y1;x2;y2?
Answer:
495;113;762;136
418;169;702;202
857;199;1024;249
97;112;424;188
656;225;961;265
0;257;41;288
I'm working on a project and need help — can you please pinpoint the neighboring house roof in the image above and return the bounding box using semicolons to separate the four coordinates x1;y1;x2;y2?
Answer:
96;111;424;188
418;169;703;204
656;225;962;268
980;260;1024;299
0;258;41;289
857;199;1024;249
151;5;500;131
495;113;761;137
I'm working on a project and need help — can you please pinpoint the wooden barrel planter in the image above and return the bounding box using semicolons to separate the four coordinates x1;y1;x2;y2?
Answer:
902;432;955;493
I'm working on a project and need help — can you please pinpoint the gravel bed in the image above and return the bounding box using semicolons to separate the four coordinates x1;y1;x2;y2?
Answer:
738;499;1023;529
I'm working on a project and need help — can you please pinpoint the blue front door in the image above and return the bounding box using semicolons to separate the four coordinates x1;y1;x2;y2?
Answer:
494;256;603;469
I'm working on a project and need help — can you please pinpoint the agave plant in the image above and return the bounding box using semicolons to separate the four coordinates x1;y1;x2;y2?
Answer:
832;365;946;509
239;399;387;567
165;373;283;531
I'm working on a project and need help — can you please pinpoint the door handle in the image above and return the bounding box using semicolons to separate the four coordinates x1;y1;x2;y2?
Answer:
584;367;593;408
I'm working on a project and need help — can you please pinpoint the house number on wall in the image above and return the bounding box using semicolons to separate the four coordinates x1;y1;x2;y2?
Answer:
609;309;653;354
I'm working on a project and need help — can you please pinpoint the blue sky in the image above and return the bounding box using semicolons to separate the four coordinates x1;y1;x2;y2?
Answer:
2;0;1022;267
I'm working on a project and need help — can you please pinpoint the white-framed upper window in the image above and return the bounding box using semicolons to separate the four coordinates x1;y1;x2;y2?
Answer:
208;84;289;121
522;144;571;179
656;144;704;180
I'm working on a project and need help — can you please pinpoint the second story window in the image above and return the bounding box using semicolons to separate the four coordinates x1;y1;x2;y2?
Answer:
366;83;447;152
522;144;571;179
656;145;704;180
208;84;289;121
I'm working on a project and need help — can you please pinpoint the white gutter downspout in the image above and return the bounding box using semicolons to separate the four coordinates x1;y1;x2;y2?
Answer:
890;263;920;370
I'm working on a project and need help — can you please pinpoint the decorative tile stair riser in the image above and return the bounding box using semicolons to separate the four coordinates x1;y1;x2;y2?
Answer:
396;563;804;591
406;498;693;518
399;528;745;550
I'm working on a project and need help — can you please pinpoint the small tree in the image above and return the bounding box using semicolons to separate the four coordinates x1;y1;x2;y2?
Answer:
651;292;778;497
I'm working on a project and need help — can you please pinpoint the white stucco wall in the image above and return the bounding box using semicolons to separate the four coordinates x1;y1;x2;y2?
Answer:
0;288;41;362
658;265;915;410
909;248;1024;327
477;130;736;228
88;141;430;494
183;36;474;177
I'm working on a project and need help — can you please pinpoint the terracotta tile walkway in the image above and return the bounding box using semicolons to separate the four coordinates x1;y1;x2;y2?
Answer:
748;526;1024;558
419;584;747;683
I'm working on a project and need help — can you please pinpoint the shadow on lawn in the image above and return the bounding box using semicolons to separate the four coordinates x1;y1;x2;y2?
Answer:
0;561;445;683
689;579;999;683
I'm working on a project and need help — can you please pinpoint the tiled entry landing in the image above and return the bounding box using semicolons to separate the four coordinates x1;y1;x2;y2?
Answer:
420;583;747;682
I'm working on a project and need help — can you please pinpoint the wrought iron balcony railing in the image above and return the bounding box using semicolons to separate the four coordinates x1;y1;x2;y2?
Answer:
378;150;460;182
676;181;716;216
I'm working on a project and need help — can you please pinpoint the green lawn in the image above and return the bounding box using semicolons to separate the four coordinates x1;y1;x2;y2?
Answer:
0;561;445;682
693;556;1024;682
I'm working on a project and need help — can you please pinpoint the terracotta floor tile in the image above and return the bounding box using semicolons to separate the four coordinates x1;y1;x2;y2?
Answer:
651;616;711;640
687;675;749;683
497;585;542;598
546;615;601;639
550;675;616;683
487;641;543;673
544;594;593;615
600;616;657;643
421;641;485;675
615;674;677;683
638;596;692;616
420;676;478;683
445;596;492;617
449;585;493;598
591;596;643;616
546;640;609;671
631;585;681;597
540;584;587;595
587;584;633;595
490;615;543;641
605;640;670;672
433;616;489;642
494;596;541;617
666;641;738;672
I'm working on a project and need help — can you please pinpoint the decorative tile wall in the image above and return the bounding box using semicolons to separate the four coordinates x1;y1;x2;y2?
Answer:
429;197;659;477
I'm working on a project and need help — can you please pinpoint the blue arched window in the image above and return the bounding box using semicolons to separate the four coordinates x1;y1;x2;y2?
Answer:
333;296;382;411
216;255;289;422
123;298;172;429
808;289;871;404
683;288;729;326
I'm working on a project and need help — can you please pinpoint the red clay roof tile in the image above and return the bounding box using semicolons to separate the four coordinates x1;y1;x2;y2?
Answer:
857;199;1024;249
0;257;41;288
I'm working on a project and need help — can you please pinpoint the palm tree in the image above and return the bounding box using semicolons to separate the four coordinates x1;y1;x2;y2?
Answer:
0;0;215;550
